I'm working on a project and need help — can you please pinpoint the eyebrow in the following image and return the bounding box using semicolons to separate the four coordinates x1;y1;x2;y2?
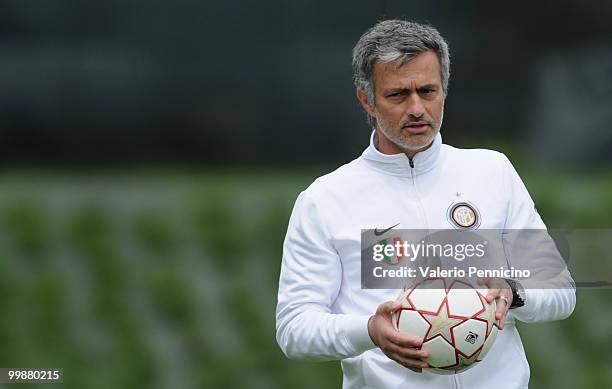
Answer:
385;84;439;94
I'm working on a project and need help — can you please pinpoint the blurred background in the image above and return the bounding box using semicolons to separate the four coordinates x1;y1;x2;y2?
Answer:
0;1;611;388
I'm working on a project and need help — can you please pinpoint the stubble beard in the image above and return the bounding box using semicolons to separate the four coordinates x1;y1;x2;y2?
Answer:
376;109;444;154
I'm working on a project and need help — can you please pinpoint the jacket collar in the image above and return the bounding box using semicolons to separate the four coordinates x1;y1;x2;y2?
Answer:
360;130;443;177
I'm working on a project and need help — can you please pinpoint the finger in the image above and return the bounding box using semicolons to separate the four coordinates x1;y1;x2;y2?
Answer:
495;296;509;329
497;310;506;330
407;367;423;373
377;301;398;315
391;299;403;312
377;301;394;314
486;288;500;303
385;341;429;360
399;348;430;361
495;302;503;316
393;354;429;370
389;331;423;349
498;308;506;329
495;297;506;318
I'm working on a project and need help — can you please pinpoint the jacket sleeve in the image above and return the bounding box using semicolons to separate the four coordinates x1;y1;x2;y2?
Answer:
500;153;576;323
275;191;375;360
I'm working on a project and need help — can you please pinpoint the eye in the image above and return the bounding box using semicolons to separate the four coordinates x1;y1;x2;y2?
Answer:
419;88;438;98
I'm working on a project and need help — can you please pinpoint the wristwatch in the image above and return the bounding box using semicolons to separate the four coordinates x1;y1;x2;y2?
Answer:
505;279;526;309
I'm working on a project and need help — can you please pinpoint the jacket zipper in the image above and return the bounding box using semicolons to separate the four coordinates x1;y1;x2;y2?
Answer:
452;374;460;389
409;158;428;230
411;158;458;386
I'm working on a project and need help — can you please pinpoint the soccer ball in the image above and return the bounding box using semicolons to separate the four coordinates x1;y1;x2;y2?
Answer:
392;278;499;373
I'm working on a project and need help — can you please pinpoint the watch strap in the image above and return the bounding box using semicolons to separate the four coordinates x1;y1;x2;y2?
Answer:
505;279;526;309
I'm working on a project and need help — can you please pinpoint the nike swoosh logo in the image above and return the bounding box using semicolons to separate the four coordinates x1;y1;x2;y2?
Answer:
374;223;400;236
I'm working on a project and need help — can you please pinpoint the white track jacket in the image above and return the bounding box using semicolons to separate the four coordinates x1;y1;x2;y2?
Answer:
276;132;575;389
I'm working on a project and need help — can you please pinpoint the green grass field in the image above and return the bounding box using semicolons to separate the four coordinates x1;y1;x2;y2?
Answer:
0;169;610;388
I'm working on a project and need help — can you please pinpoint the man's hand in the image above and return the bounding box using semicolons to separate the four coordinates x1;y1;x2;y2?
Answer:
477;277;513;329
367;301;429;373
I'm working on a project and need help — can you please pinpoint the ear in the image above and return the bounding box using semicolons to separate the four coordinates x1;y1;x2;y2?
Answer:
356;88;375;118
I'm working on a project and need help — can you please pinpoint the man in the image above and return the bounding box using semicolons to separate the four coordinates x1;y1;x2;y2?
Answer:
276;20;575;388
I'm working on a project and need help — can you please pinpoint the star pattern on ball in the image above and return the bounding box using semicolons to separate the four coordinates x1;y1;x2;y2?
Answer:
476;294;498;335
399;292;413;309
454;350;480;370
421;301;464;343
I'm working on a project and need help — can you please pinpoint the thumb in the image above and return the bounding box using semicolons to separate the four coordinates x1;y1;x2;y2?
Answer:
391;299;403;312
378;300;401;315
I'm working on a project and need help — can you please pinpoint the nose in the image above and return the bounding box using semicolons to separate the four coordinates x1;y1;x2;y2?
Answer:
405;93;425;118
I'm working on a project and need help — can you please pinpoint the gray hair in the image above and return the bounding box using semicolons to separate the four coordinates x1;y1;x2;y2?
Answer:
352;20;450;126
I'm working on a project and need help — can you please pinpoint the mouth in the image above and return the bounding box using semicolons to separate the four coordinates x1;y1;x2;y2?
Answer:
402;122;430;134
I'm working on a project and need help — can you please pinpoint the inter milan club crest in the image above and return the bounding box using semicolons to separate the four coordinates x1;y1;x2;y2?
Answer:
447;201;481;229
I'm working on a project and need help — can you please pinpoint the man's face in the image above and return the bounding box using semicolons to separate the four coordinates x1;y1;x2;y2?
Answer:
358;50;445;155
